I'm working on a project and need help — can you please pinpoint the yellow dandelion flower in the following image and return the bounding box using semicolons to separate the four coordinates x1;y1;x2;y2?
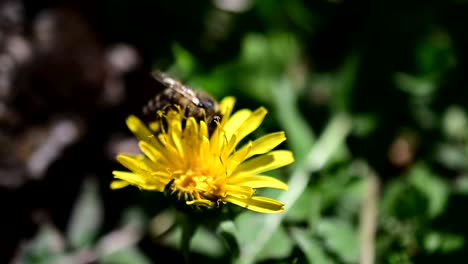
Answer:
111;97;294;213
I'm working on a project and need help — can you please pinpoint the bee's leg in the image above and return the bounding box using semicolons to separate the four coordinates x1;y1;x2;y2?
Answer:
208;114;223;135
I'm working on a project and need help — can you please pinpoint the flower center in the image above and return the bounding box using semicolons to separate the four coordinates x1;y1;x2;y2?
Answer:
172;170;223;201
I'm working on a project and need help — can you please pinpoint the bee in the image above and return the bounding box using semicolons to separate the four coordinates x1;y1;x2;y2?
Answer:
143;70;223;135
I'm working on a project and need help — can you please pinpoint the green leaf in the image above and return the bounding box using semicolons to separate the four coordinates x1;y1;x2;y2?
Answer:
19;223;65;263
256;226;294;262
240;33;269;66
94;208;146;259
234;113;352;264
99;247;151;264
415;28;456;76
435;143;467;170
272;77;315;160
290;227;332;264
330;54;359;112
442;105;468;140
161;225;226;258
424;232;465;254
285;188;320;223
171;43;196;76
316;218;359;263
394;72;436;98
352;114;378;138
217;220;240;258
408;164;450;218
440;234;465;253
454;174;468;195
66;178;103;249
380;180;407;216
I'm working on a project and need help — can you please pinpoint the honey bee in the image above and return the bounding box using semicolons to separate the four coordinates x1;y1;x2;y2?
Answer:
143;70;223;134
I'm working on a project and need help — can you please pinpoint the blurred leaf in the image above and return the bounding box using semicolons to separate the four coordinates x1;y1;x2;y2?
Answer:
352;114;378;138
170;43;196;77
273;77;315;160
424;231;442;253
336;176;367;219
95;207;146;259
424;232;465;254
387;252;412;264
99;246;151;264
394;73;436;98
440;234;465;253
239;32;300;103
235;114;352;264
315;166;353;212
21;253;75;264
66;178;103;249
217;220;240;258
284;0;316;33
442;105;467;140
330;54;359;112
162;225;225;258
290;227;332;264
380;182;404;216
256;226;294;262
189;67;233;98
454;175;468;195
19;223;65;263
408;164;450;218
240;33;270;67
120;206;146;229
269;32;300;69
148;208;176;238
240;32;300;73
415;28;456;76
285;188;320;223
435;143;467;170
316;218;359;263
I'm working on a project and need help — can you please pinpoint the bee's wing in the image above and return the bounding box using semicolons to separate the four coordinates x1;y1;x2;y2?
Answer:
151;69;176;87
151;70;202;107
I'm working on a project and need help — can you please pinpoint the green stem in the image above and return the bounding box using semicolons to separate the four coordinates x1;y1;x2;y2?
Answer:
180;214;198;264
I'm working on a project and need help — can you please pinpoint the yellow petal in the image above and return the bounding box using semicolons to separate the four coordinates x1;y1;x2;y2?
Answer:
233;150;294;176
212;97;235;138
183;117;199;141
110;180;130;189
112;171;163;191
223;109;252;141
170;129;184;159
227;175;288;190
182;117;200;160
148;121;160;132
232;107;268;146
226;142;252;175
222;134;238;160
116;154;149;174
167;111;182;135
224;195;285;213
219;96;236;119
224;185;254;199
199;120;208;139
246;131;286;158
138;141;166;163
126;115;154;142
186;199;215;207
228;131;286;170
149;134;183;165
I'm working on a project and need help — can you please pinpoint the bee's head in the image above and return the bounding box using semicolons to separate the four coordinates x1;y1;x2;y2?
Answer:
195;91;218;112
